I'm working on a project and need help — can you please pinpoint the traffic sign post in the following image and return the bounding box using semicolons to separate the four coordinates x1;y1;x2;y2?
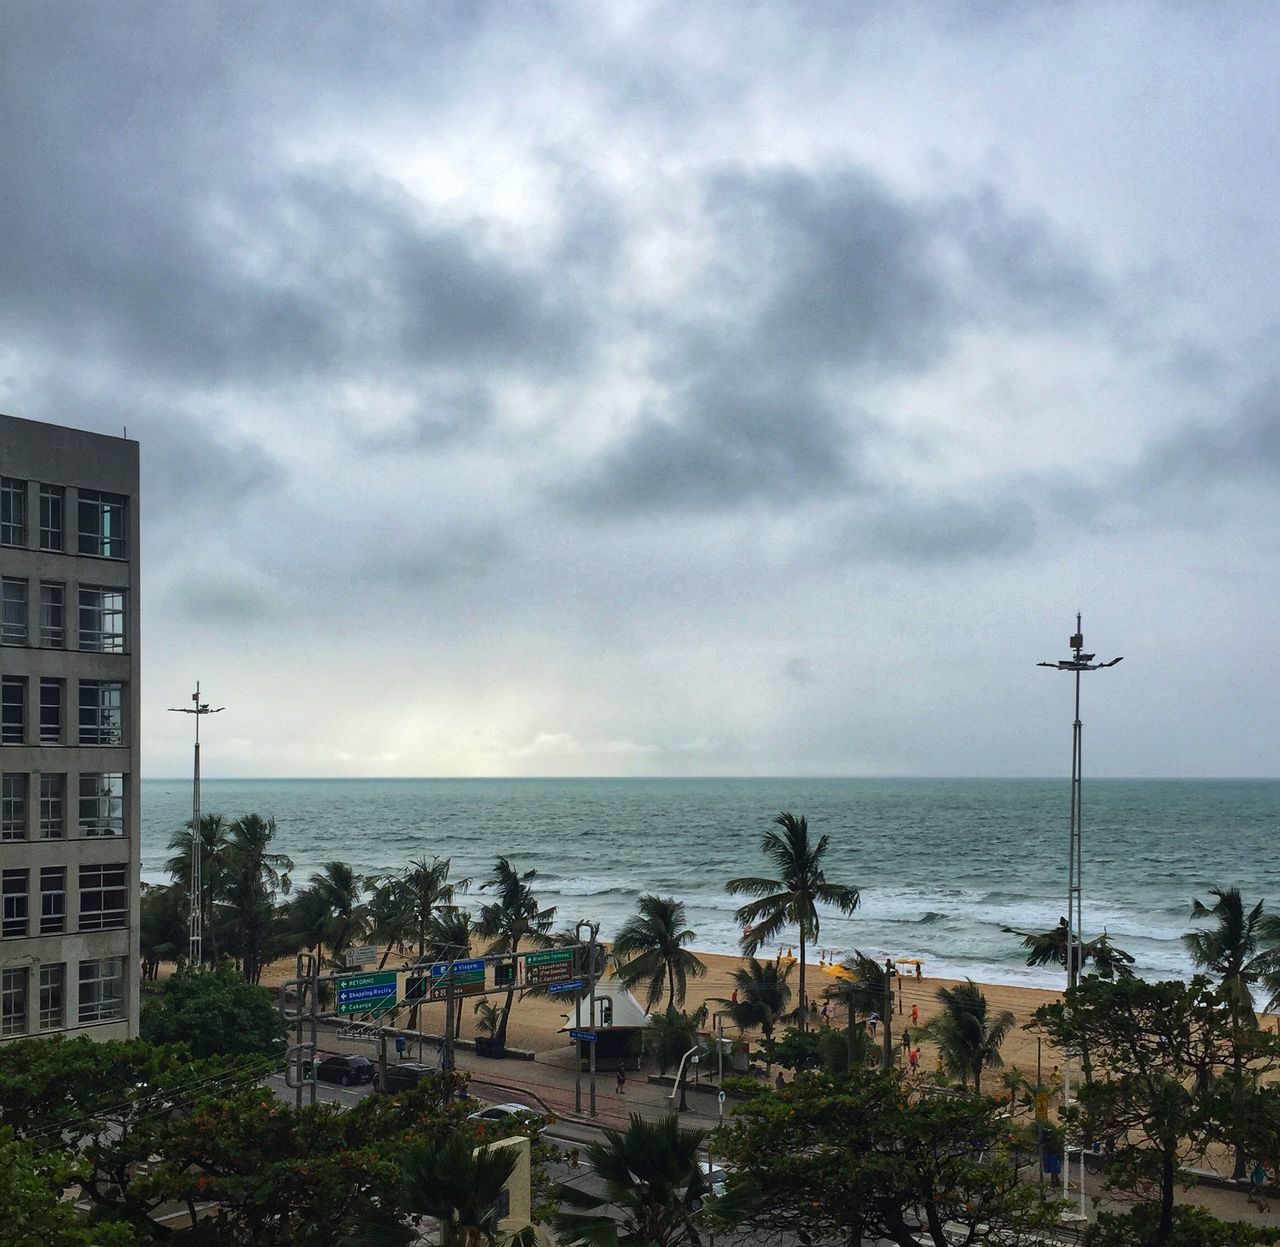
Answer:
336;970;397;1016
548;978;585;995
344;944;377;968
569;1029;597;1043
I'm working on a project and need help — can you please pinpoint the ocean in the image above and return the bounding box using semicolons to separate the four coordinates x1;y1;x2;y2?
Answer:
139;777;1280;990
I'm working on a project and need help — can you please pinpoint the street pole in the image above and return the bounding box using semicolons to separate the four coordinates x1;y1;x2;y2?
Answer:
574;982;583;1114
167;682;224;968
587;923;599;1117
1038;614;1121;1215
883;958;893;1069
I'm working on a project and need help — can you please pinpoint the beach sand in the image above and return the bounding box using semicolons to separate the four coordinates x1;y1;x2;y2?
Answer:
261;947;1065;1083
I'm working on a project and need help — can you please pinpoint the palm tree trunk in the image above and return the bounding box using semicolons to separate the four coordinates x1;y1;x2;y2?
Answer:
798;930;807;1031
667;960;677;1011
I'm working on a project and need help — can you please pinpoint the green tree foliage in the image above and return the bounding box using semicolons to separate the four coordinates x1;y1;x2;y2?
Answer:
613;895;707;1011
712;1067;1058;1246
474;857;556;1048
1085;1205;1280;1247
399;1133;530;1247
165;812;231;963
1003;917;1137;981
717;955;793;1042
140;964;286;1058
555;1113;710;1247
296;860;370;964
0;1130;134;1246
726;811;859;1029
919;978;1015;1094
646;1006;701;1075
139;882;187;980
1034;975;1280;1247
221;814;293;983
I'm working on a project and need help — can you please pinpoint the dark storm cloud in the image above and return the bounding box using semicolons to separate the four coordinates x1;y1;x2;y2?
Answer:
860;496;1037;564
563;164;1108;521
1138;380;1280;487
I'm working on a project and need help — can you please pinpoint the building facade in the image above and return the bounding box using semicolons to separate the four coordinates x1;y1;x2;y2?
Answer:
0;414;140;1042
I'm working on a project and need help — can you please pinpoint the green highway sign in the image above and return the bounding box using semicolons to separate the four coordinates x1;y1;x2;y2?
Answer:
336;969;397;1015
525;947;576;986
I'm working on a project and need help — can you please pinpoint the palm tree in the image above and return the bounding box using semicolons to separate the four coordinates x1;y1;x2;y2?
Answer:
474;858;556;1049
165;813;231;964
1184;886;1280;1178
221;814;293;983
300;860;369;965
400;1133;532;1247
726;812;859;1030
613;896;707;1012
555;1113;710;1247
717;957;793;1043
920;979;1015;1095
139;882;187;980
1003;918;1137;981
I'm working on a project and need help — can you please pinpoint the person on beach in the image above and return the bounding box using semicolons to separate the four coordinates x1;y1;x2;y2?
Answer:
911;1003;919;1027
616;1066;626;1095
902;1028;911;1054
909;1047;920;1073
869;1011;878;1038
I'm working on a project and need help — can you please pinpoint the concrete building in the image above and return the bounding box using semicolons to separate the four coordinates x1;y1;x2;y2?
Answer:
0;414;140;1042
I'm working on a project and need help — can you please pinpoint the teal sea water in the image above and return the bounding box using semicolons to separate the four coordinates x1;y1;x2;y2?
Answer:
140;778;1280;990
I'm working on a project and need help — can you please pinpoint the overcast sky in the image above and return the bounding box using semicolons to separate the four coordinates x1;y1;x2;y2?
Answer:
3;3;1278;778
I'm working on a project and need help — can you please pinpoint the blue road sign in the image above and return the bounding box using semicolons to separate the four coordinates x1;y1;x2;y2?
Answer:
569;1029;597;1042
548;978;585;994
431;958;485;977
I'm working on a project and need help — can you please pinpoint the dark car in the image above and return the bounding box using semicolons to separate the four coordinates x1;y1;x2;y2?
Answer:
312;1054;376;1087
375;1062;437;1093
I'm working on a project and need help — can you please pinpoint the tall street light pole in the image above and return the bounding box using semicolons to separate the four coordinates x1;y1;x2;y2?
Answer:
168;682;224;967
1038;615;1121;1211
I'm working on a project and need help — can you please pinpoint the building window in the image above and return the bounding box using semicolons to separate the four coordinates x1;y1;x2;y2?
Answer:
1;578;27;645
40;774;65;839
1;967;27;1036
40;866;65;935
39;678;63;744
78;773;124;837
1;678;25;745
78;957;124;1024
1;478;26;547
40;582;65;648
39;484;65;551
79;680;124;746
78;864;127;931
2;869;29;937
38;963;64;1030
1;774;27;841
78;586;125;653
78;490;126;559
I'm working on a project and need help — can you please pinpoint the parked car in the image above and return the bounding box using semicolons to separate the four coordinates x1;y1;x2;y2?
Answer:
309;1054;376;1087
467;1101;540;1124
374;1062;437;1093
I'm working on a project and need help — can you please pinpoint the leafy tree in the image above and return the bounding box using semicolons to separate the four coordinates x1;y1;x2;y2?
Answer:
220;814;293;983
1003;917;1137;981
298;860;369;965
760;1026;821;1072
370;855;469;969
555;1113;710;1247
613;895;707;1011
712;1066;1058;1246
0;1130;134;1246
1034;975;1280;1247
717;955;792;1042
1184;886;1280;1177
139;881;186;980
400;1134;531;1247
1085;1205;1280;1247
165;812;231;964
140;964;286;1058
726;811;859;1029
474;857;555;1049
919;978;1015;1094
646;1006;701;1075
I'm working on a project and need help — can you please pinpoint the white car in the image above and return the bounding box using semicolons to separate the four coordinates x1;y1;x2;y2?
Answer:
467;1101;540;1123
699;1161;728;1198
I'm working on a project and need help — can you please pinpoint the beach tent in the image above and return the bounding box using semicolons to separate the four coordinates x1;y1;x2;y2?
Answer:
558;979;651;1070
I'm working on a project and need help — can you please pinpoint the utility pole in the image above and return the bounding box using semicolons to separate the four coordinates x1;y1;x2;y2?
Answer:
586;923;599;1117
882;958;894;1069
167;682;223;968
1038;614;1122;1215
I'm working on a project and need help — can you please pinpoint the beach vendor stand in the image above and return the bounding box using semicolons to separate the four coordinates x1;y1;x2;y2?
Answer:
559;980;651;1070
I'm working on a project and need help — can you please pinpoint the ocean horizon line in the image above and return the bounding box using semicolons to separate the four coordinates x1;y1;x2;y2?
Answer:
140;773;1280;783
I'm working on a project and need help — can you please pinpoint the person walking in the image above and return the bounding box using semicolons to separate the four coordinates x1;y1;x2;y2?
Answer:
911;1002;919;1027
616;1065;626;1095
869;1010;878;1038
901;1028;911;1055
908;1047;920;1073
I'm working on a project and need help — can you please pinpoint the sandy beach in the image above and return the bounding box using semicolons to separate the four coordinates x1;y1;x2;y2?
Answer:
262;947;1066;1083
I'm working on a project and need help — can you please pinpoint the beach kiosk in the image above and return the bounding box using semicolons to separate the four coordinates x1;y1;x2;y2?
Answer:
560;980;652;1070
